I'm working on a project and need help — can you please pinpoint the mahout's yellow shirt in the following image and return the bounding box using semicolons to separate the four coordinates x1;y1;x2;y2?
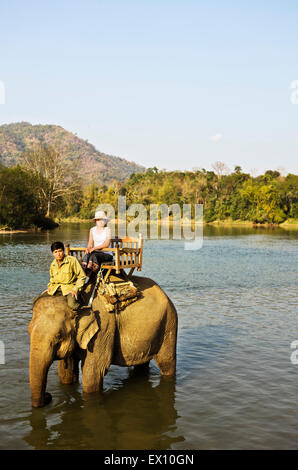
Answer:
48;255;86;296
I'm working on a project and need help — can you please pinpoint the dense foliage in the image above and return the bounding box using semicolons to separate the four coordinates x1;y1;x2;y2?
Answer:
1;163;297;229
0;165;56;229
58;166;298;224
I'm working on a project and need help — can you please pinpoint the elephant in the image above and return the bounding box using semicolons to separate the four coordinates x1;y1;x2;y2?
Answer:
28;276;178;408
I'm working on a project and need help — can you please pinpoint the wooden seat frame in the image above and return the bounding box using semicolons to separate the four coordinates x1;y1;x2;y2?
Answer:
65;234;143;282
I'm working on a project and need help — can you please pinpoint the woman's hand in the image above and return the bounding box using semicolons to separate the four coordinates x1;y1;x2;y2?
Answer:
85;247;92;254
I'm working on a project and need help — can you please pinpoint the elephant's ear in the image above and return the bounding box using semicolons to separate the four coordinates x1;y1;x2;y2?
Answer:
76;311;100;349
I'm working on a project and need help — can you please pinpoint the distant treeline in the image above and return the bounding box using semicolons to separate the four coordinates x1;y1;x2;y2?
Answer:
1;162;298;229
62;166;298;225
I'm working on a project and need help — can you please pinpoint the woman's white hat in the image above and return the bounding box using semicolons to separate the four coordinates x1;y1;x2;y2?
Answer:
93;210;108;221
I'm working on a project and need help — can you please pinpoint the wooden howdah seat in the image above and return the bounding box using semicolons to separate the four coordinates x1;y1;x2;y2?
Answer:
65;234;143;282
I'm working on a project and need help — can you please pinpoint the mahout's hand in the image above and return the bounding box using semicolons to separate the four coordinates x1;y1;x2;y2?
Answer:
71;290;78;300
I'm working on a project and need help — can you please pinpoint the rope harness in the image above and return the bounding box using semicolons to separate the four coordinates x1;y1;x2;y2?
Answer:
87;267;140;312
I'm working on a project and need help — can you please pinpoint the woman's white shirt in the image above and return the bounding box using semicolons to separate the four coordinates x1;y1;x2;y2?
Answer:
91;226;111;254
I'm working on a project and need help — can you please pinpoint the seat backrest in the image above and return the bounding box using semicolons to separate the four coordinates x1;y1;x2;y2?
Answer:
110;235;143;270
65;234;143;268
65;246;85;261
110;235;142;250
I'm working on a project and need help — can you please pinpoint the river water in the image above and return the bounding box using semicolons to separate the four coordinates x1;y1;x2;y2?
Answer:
0;223;297;450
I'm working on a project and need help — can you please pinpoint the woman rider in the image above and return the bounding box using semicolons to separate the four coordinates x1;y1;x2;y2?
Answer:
82;210;113;284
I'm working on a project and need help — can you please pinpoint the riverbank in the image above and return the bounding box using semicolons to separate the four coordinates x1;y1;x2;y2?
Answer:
279;218;298;228
55;216;298;228
208;218;298;228
0;227;51;234
0;217;58;234
0;228;30;234
2;218;297;233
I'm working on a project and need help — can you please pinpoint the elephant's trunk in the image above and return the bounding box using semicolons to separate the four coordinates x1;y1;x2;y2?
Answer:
29;343;53;408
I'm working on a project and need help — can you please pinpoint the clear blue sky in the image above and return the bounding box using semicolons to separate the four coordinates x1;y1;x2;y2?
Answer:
1;0;298;174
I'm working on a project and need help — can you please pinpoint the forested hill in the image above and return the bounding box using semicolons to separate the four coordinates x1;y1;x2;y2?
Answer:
0;122;145;185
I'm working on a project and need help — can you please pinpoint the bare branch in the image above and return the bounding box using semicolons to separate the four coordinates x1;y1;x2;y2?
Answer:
211;161;230;179
23;144;80;216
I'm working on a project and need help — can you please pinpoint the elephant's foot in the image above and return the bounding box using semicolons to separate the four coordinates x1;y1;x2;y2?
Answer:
44;392;53;405
32;392;52;408
154;356;176;376
82;372;104;394
81;363;106;394
82;382;103;394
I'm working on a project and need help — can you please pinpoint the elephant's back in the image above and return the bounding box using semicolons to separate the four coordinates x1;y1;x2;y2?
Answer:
126;275;169;316
111;276;174;366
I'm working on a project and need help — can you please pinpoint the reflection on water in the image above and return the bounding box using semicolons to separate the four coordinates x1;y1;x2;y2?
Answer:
23;369;183;450
0;224;298;449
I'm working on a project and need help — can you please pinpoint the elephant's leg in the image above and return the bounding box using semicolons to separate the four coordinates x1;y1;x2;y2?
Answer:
154;331;177;376
58;357;79;384
80;307;116;394
154;354;176;376
81;353;108;394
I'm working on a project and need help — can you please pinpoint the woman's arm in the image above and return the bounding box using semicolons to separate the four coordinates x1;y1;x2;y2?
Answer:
85;229;94;254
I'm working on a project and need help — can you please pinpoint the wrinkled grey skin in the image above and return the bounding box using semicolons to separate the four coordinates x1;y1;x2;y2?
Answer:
28;276;178;407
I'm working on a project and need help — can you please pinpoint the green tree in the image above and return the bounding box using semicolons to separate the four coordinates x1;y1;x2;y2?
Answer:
0;166;46;228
